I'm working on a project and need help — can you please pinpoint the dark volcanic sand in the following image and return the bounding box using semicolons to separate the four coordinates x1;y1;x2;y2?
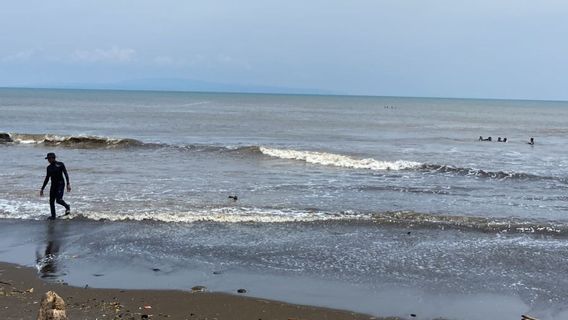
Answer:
0;262;398;320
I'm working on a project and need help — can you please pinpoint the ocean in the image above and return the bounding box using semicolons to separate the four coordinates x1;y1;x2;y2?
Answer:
1;88;567;320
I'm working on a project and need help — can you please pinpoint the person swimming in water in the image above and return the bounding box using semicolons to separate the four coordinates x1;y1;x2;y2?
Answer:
40;153;71;220
528;137;535;145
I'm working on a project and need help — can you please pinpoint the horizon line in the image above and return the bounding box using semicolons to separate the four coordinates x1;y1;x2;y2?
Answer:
1;85;567;104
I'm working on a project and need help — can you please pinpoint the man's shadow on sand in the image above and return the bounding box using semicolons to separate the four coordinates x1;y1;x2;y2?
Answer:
36;221;69;279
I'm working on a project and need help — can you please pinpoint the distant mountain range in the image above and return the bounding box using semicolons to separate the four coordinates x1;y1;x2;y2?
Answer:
26;78;334;95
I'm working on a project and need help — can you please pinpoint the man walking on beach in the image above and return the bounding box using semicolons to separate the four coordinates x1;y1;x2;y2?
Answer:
40;153;71;220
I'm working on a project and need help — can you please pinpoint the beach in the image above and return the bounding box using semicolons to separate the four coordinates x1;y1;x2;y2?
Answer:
0;262;385;320
2;89;568;320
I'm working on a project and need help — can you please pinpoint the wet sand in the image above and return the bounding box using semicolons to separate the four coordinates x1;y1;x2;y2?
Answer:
0;262;398;320
0;219;542;320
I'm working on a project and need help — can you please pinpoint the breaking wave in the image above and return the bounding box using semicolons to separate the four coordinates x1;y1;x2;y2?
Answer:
69;208;364;223
0;200;362;223
419;164;554;181
258;147;422;171
4;133;144;148
257;147;567;182
3;132;566;182
0;198;566;236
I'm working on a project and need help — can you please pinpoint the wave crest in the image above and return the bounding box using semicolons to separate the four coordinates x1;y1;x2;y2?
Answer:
0;201;360;223
7;133;143;148
372;211;566;236
421;164;540;180
259;147;422;171
3;132;566;183
419;164;568;184
1;198;566;236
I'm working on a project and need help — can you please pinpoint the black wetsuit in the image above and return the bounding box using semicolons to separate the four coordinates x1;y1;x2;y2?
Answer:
42;161;70;218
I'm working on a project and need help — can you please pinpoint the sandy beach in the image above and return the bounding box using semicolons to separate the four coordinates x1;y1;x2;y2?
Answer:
0;261;395;320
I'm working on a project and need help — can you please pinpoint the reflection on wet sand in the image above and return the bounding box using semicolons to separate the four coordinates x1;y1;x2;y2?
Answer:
36;221;67;278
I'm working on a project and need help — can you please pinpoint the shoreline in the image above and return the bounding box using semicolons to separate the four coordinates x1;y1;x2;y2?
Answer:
0;261;395;320
0;217;553;320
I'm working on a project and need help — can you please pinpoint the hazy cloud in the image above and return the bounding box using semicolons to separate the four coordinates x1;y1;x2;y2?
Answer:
72;46;136;63
153;56;176;65
152;55;196;67
216;54;252;70
152;54;251;70
1;49;42;63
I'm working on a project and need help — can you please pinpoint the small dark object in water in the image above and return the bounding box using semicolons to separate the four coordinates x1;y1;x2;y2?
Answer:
212;271;222;275
410;314;417;317
191;285;206;292
407;231;411;235
237;288;247;293
141;315;149;319
228;195;238;201
93;274;104;277
152;268;160;272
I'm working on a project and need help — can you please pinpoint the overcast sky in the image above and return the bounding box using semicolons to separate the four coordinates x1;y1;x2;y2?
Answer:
1;0;567;100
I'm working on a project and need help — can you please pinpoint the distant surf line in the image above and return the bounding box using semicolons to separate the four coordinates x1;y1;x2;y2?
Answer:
2;132;566;183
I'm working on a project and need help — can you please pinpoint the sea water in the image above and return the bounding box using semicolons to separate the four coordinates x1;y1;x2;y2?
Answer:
1;88;567;320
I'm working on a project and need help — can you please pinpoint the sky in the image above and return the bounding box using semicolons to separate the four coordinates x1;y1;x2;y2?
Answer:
1;0;568;100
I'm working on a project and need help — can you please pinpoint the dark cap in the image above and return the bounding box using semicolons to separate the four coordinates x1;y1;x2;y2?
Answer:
45;152;56;159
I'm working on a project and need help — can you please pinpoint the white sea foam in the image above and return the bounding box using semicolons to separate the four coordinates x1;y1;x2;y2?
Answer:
0;199;46;219
15;139;40;144
74;207;363;223
10;134;58;144
182;101;211;107
1;199;565;235
259;147;422;171
0;200;365;223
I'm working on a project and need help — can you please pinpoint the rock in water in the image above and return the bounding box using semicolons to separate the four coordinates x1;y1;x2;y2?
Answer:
37;291;67;320
0;133;12;143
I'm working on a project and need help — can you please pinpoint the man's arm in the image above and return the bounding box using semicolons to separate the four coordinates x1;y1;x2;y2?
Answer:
62;163;71;192
40;169;49;196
